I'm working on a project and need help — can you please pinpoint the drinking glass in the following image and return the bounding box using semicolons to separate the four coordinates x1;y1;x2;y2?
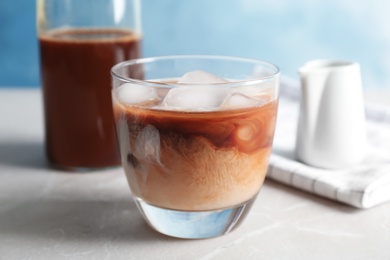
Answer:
111;55;280;238
37;0;142;170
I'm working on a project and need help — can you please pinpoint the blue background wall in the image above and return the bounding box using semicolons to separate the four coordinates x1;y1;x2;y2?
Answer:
1;0;389;89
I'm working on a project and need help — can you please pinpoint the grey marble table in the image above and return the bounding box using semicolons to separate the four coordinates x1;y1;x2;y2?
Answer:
1;88;389;260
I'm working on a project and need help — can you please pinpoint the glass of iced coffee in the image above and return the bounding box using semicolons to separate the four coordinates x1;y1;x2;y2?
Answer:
37;0;142;170
111;55;279;239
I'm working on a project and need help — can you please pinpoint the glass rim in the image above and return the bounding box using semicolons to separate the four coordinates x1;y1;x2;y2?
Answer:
111;55;280;87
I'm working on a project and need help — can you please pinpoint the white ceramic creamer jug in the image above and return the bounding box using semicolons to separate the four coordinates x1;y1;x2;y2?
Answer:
295;60;367;169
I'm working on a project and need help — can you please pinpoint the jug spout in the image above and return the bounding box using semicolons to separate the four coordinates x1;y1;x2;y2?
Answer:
298;60;338;95
299;59;359;76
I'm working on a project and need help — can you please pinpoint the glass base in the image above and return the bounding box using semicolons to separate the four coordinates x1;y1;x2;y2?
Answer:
134;196;256;239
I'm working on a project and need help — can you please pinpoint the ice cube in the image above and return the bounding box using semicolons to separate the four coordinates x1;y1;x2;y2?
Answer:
134;124;161;164
159;70;231;111
177;70;228;84
117;83;160;105
221;86;267;109
162;86;228;111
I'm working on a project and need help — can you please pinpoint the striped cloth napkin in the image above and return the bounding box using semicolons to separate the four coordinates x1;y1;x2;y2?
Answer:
267;77;390;209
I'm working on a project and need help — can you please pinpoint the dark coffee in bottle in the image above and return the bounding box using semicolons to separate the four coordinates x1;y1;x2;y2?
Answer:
39;28;141;169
